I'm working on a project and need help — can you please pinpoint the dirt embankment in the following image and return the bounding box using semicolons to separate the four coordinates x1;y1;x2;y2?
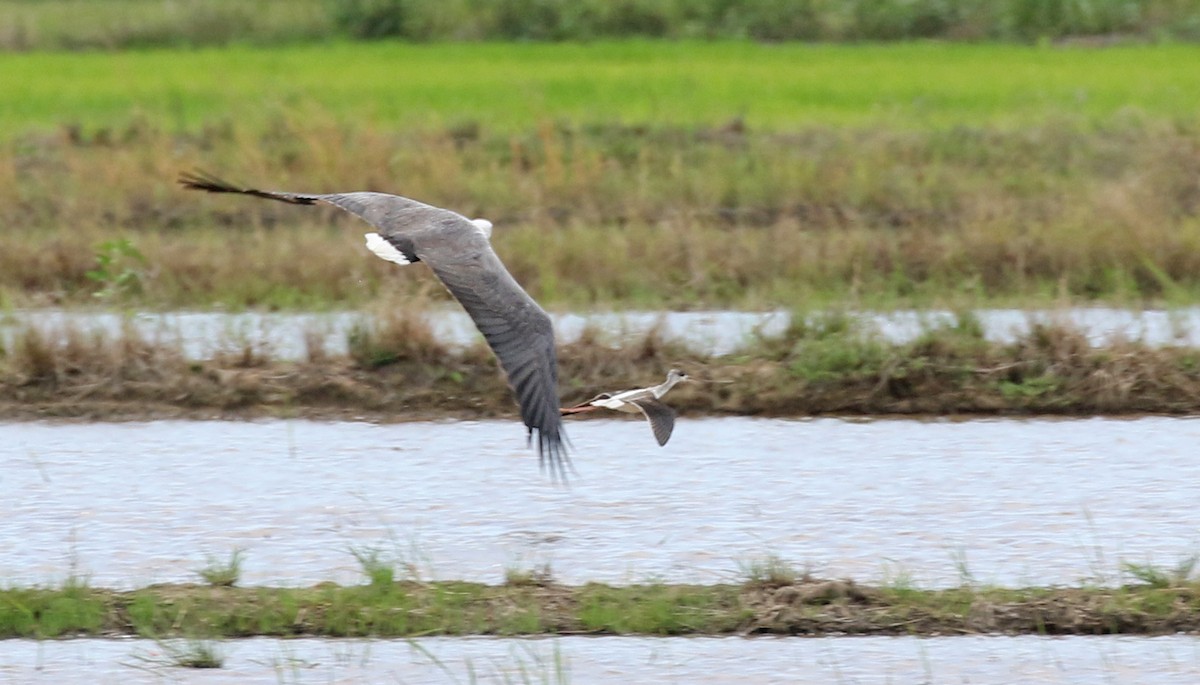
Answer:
4;313;1200;421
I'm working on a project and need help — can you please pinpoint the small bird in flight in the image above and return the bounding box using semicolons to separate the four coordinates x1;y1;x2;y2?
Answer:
561;369;689;446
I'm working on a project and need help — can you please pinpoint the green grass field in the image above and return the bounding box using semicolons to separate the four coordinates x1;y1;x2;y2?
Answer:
5;42;1200;136
3;41;1200;310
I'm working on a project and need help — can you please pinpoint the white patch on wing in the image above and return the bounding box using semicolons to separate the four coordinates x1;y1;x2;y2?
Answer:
592;397;626;410
364;232;410;266
471;218;493;239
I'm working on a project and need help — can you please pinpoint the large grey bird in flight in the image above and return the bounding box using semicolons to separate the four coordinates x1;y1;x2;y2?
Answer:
178;171;570;481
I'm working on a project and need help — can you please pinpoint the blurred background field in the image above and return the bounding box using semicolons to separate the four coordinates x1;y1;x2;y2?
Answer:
2;1;1199;313
4;0;1200;50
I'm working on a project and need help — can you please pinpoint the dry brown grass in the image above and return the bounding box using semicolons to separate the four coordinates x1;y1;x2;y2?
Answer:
4;117;1200;309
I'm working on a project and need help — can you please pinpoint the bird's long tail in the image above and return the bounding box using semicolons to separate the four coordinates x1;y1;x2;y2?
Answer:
178;170;321;205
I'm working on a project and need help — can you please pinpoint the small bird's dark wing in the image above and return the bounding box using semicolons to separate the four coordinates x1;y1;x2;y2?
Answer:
628;397;677;447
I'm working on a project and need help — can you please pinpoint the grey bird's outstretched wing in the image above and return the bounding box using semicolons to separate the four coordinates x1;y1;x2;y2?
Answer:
628;397;677;446
179;171;571;481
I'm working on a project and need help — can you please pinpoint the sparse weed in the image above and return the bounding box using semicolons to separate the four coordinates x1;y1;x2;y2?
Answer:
85;238;147;302
347;544;427;588
132;639;226;670
347;304;446;369
1121;555;1200;589
350;546;395;587
739;554;800;588
195;549;244;588
504;563;555;588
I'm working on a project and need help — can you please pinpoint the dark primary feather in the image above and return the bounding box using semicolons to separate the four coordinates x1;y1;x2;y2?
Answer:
178;170;320;205
178;171;571;480
629;397;677;446
430;259;571;481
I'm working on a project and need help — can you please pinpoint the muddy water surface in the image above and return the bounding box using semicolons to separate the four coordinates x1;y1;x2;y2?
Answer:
2;635;1199;684
3;416;1198;588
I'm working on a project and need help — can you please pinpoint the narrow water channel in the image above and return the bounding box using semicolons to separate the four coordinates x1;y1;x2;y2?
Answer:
3;416;1197;588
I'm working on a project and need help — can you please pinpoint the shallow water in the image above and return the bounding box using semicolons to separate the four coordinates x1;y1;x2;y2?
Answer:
2;635;1200;684
3;416;1198;589
5;306;1200;359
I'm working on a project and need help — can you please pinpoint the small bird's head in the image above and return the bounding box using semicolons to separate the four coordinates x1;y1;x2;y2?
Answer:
667;368;689;382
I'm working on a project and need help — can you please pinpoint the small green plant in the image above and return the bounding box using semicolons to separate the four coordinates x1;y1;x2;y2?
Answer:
350;545;396;587
739;554;799;588
85;238;147;301
195;549;244;588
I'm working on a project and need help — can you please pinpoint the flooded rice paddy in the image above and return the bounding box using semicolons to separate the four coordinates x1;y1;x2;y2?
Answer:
5;306;1200;359
3;634;1200;684
3;416;1199;589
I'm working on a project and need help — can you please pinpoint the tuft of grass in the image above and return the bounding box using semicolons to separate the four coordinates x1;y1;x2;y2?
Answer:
504;563;555;588
1122;555;1200;589
349;545;420;588
163;639;225;669
132;639;226;670
347;303;446;369
739;554;801;589
195;549;244;588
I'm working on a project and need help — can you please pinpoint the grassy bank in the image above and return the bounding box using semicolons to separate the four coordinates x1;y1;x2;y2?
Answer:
6;574;1200;639
4;43;1200;310
4;0;1200;51
3;309;1200;419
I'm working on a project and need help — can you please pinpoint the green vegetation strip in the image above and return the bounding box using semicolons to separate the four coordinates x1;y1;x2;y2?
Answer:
6;43;1200;133
5;578;1200;639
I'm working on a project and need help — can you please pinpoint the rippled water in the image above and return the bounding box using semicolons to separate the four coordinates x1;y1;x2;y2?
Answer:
3;416;1199;589
4;306;1200;359
2;635;1199;684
